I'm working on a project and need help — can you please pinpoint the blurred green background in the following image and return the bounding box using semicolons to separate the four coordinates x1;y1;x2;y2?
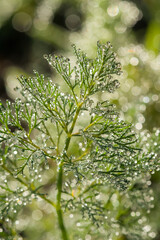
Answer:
0;0;160;239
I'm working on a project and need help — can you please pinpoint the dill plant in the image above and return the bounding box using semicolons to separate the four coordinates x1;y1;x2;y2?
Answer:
0;42;160;240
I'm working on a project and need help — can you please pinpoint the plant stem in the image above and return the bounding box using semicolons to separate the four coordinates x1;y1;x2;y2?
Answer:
55;101;83;240
2;164;56;207
56;161;69;240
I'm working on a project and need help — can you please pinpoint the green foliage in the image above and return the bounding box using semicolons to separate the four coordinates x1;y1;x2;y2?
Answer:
0;42;160;240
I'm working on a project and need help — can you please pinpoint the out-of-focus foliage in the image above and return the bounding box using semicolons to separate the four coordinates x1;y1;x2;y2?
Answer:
144;0;160;54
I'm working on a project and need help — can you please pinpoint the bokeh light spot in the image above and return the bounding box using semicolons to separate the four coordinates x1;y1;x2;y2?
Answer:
131;86;141;96
135;122;142;130
12;12;32;32
143;96;150;103
65;14;81;31
32;209;43;221
107;5;119;17
130;57;139;66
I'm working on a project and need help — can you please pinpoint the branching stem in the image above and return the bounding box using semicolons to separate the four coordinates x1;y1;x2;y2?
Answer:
55;101;84;240
2;164;56;208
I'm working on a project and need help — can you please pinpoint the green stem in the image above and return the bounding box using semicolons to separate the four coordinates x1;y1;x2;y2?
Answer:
56;101;84;240
69;102;82;134
2;164;56;208
56;161;69;240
